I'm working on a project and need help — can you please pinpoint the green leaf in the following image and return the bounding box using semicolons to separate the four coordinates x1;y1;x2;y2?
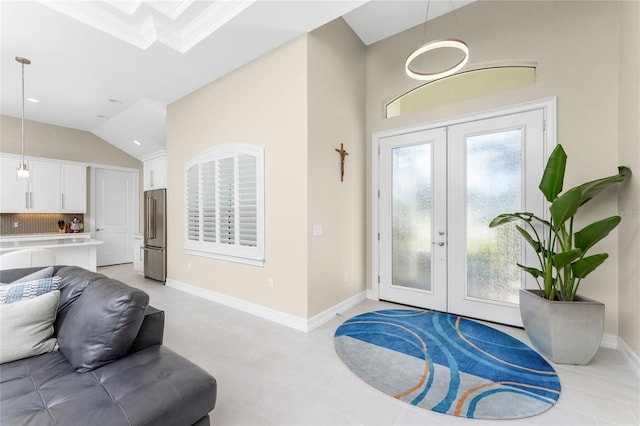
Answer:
539;144;567;202
575;166;632;206
517;263;543;278
574;216;621;253
571;253;609;279
552;249;582;269
549;187;582;230
516;225;541;252
489;213;531;227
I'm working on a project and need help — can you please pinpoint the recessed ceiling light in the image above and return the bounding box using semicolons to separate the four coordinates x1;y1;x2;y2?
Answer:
26;97;40;103
133;140;142;146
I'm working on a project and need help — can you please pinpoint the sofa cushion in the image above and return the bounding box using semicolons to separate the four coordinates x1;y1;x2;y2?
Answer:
54;266;107;333
0;276;61;304
57;280;149;372
9;266;54;283
0;346;217;426
0;291;60;364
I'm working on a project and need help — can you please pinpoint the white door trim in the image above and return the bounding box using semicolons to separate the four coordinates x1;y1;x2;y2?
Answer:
371;97;557;307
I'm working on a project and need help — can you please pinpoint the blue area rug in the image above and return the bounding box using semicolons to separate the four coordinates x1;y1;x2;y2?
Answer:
334;309;560;419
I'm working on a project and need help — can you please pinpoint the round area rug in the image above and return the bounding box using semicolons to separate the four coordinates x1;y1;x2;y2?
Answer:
334;309;560;420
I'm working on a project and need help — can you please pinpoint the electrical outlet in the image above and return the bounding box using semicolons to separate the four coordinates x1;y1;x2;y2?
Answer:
12;221;19;228
343;272;349;282
268;277;274;288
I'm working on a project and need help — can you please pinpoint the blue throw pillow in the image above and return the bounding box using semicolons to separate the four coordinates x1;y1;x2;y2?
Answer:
0;276;62;304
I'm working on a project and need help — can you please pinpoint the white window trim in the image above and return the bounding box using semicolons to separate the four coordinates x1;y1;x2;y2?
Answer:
185;143;265;267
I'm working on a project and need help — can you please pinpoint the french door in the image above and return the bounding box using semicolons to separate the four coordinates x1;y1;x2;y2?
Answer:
377;106;548;326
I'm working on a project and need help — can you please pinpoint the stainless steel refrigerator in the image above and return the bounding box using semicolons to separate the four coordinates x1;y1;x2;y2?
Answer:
144;189;166;282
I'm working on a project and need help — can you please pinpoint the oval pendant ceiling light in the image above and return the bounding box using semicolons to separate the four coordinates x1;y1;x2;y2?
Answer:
405;1;469;82
405;39;469;81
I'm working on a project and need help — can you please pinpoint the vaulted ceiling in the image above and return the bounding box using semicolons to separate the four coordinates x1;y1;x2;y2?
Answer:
0;1;472;159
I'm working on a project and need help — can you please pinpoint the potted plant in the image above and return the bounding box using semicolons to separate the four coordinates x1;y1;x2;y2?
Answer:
489;144;631;364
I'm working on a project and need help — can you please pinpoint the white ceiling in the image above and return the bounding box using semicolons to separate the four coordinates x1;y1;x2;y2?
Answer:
1;0;472;160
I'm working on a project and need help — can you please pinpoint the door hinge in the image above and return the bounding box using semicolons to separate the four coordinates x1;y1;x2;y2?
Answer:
543;119;546;131
378;233;380;241
377;189;380;198
377;275;380;284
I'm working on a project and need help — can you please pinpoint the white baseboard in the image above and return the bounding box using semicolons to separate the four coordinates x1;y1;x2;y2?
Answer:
601;333;618;349
166;278;366;333
306;291;367;332
166;279;308;331
618;337;640;378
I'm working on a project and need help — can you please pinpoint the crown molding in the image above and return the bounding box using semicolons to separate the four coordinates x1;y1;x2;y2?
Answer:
38;0;255;53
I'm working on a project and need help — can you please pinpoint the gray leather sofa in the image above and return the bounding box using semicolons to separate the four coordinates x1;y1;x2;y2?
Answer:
0;265;217;426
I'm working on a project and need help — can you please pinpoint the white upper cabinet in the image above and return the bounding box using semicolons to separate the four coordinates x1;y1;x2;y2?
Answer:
28;159;61;212
1;156;29;212
143;154;167;191
0;154;87;213
61;164;87;213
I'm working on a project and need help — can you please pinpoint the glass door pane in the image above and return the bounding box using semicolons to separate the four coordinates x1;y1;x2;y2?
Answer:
466;131;522;304
392;144;432;291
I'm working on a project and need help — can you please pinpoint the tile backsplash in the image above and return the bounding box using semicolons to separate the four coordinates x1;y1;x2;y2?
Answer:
0;213;86;235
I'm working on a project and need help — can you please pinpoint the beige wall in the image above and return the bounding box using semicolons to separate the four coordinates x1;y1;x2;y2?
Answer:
617;0;640;355
307;19;366;317
167;20;368;320
1;115;140;168
167;36;310;318
365;1;624;335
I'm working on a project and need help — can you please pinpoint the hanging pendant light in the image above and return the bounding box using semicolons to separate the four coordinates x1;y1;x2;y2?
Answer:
405;1;469;81
16;56;31;179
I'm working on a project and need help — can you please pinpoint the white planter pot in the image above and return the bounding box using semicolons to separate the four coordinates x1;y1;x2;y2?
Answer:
519;289;604;365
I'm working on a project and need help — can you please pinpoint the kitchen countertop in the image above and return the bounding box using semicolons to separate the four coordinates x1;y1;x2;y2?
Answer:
0;233;93;242
0;236;103;253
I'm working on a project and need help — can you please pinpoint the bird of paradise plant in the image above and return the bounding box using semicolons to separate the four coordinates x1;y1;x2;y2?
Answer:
489;144;631;301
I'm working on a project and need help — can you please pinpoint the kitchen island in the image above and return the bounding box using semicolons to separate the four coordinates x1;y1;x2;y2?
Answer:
0;233;103;271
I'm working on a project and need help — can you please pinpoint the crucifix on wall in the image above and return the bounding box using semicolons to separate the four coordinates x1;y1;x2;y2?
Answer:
335;143;349;182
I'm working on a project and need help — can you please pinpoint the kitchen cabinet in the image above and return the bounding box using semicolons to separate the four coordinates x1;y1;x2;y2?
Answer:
0;154;87;213
29;159;61;212
0;156;28;212
0;156;60;212
61;164;87;213
143;155;167;191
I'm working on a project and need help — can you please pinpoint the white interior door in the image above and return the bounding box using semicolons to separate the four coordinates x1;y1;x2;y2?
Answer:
94;168;136;266
376;104;549;326
379;128;447;311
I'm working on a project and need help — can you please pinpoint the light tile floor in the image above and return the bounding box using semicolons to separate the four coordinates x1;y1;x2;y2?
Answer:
99;264;640;426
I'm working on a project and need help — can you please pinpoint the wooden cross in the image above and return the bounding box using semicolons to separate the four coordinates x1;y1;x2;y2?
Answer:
335;143;349;182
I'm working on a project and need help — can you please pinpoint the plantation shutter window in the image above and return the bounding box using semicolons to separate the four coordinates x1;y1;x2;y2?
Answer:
186;165;200;242
184;144;264;266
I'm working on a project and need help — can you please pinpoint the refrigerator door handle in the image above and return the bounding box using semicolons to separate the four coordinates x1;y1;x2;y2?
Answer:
146;197;151;239
151;198;157;240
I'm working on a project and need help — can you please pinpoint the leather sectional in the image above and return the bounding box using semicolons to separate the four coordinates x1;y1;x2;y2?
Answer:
0;265;217;425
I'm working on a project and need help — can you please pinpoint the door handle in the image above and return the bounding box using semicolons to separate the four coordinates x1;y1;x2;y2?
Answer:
432;241;445;246
96;228;104;231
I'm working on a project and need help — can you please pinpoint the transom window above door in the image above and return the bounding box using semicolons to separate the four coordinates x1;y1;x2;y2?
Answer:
185;144;264;266
386;65;537;118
